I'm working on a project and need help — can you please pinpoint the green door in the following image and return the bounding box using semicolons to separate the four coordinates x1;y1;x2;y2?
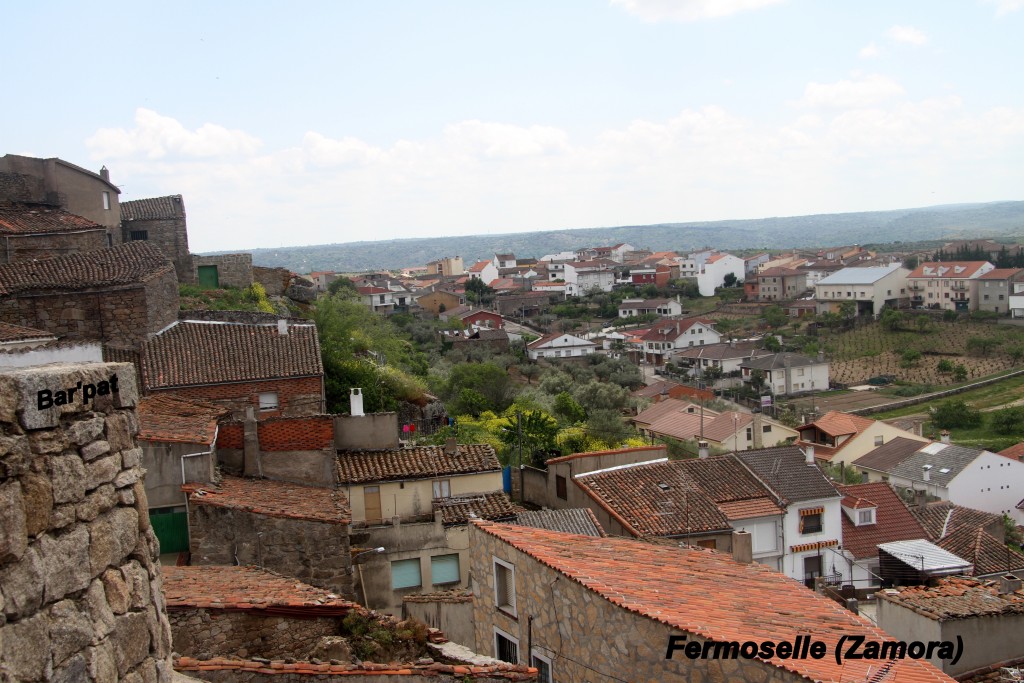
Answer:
150;508;190;553
197;265;219;289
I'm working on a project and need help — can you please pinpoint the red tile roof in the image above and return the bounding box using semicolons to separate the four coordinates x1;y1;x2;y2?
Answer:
911;501;1003;541
640;317;715;343
137;395;229;445
908;262;992;279
173;656;537;679
836;483;929;560
0;322;54;343
545;445;667;466
163;565;357;614
120;195;185;220
433;491;523;525
936;526;1024;576
977;268;1023;280
336;444;501;484
797;410;874;438
631;381;715;402
758;267;804;277
998;442;1024;461
141;321;323;389
0;202;104;234
185;475;350;524
877;576;1024;621
474;521;953;683
0;241;173;296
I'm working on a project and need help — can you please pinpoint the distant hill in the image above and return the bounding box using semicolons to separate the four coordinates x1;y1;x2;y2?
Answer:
220;201;1024;273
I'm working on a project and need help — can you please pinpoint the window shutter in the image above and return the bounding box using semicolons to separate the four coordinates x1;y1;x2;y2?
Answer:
431;554;460;584
391;559;421;589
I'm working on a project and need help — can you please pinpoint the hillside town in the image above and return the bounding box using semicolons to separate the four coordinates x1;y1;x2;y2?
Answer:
3;154;1024;683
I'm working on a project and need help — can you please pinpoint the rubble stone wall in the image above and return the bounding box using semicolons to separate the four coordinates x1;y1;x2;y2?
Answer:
1;229;109;265
168;609;338;660
0;361;174;682
192;253;253;289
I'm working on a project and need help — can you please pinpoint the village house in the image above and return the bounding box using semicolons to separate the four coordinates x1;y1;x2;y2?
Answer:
426;255;464;277
640;317;720;365
907;261;995;311
616;297;684;318
631;380;714;405
796;410;929;466
492;253;517;269
911;500;1024;579
562;259;617;293
526;332;596;360
0;241;179;347
415;288;464;316
0;201;109;264
672;340;773;385
469;520;954;682
336;441;507;615
631;398;798;451
740;351;829;396
694;252;745;296
975;267;1024;315
877;576;1024;677
495;290;552;318
814;263;911;317
140;319;325;419
756;267;808;301
0;320;105;368
467;260;499;285
438;307;504;330
120;195;193;283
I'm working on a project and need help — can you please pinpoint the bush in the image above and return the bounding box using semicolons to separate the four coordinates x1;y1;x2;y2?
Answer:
930;400;982;429
936;359;955;373
990;407;1024;435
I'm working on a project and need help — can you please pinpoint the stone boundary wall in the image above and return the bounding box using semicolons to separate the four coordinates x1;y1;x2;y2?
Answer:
0;361;173;681
849;367;1024;416
168;610;338;660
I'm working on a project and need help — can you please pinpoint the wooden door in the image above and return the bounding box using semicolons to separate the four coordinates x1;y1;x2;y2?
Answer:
364;486;381;524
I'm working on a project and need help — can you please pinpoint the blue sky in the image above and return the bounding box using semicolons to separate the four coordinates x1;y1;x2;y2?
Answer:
5;0;1023;252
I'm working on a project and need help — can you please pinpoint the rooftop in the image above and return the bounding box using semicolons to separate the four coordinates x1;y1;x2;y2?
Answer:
735;446;841;505
740;352;823;371
162;565;357;614
474;521;952;683
888;443;982;487
908;262;992;279
798;410;875;438
836;483;929;560
877;576;1024;621
672;341;769;361
937;526;1024;577
432;491;522;525
0;321;55;344
0;202;104;234
878;539;972;574
336;444;501;484
631;382;714;402
911;501;1004;542
137;395;229;445
0;241;173;296
185;475;351;525
815;264;903;286
977;267;1023;280
511;508;606;537
141;320;323;389
120;195;185;221
640;317;715;343
852;436;932;472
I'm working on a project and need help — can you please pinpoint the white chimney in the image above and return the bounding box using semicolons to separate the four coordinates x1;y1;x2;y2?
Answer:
805;445;815;465
698;440;709;459
277;319;288;336
922;465;931;482
350;388;364;417
940;430;951;444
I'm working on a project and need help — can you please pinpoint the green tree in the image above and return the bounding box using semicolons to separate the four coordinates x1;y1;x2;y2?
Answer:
880;308;903;332
930;400;982;429
723;273;739;288
952;364;968;382
899;349;922;367
518;363;540;385
990;407;1024;435
915;315;931;333
327;277;358;298
586;409;632;447
966;336;998;357
762;306;787;329
838;301;857;321
572;380;630;414
936;359;955;373
443;362;515;415
553;391;587;424
464;278;495;305
499;410;560;467
763;335;782;352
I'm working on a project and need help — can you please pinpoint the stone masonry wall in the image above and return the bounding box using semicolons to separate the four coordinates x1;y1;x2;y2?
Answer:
253;266;291;297
123;216;191;285
0;361;174;682
0;269;179;346
192;253;253;289
188;505;353;598
1;230;109;265
469;524;806;683
168;609;338;660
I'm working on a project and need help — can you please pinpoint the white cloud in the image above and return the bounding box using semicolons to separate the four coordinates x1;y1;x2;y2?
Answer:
858;42;881;59
799;74;905;109
887;25;928;46
981;0;1024;15
610;0;785;22
86;108;261;160
442;121;570;159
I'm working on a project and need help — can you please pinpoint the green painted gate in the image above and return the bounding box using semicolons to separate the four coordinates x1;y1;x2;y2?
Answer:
150;508;189;554
197;265;219;289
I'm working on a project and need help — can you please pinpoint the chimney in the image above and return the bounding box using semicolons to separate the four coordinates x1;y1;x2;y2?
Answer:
350;388;365;417
698;440;709;459
940;430;951;444
444;437;459;456
805;445;815;465
732;531;752;564
243;406;261;477
998;574;1023;595
99;166;109;181
818;350;825;363
922;465;931;482
277;319;288;336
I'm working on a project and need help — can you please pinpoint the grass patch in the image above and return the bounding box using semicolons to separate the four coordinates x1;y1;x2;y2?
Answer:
871;372;1024;420
915;420;1020;452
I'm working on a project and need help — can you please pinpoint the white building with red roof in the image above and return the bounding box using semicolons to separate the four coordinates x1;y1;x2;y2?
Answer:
467;260;499;285
907;261;995;311
526;332;596;360
640;317;720;365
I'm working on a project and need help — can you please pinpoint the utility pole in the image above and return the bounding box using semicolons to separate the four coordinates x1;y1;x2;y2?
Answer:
517;411;524;503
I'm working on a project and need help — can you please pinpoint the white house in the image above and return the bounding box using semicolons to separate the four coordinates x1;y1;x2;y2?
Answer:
467;260;499;286
527;333;597;360
815;264;911;317
617;298;684;318
696;253;745;297
1010;282;1024;318
492;253;517;269
907;261;995;312
639;317;721;365
562;260;616;294
740;352;829;396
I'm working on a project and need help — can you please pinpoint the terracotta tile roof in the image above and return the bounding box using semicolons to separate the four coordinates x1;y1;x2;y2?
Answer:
643;407;752;444
631;382;714;402
512;508;606;537
632;397;701;425
357;286;390;295
574;456;782;537
911;501;1004;541
141;320;323;389
174;656;537;679
433;491;522;525
336;444;501;484
526;332;594;350
0;322;54;343
798;410;874;438
184;475;350;524
736;446;841;505
162;565;357;614
402;588;473;604
758;267;804;277
836;483;929;560
978;267;1023;280
0;202;104;234
468;261;491;272
877;576;1024;621
851;436;928;472
544;445;666;466
908;262;992;279
137;395;229;445
0;241;173;296
474;521;953;683
640;317;716;343
936;526;1024;577
120;195;185;221
998;442;1024;461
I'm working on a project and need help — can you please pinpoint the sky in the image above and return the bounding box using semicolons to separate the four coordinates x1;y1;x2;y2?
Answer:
5;0;1024;252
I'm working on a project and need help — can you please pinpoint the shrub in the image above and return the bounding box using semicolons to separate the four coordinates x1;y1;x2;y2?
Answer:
990;407;1024;435
936;359;955;373
930;400;982;429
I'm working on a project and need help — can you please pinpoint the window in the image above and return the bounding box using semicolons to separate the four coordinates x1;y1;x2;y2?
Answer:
746;427;752;440
800;512;823;534
762;425;772;433
874;435;884;446
857;509;876;525
494;628;519;664
258;392;279;411
556;475;567;500
531;650;552;683
493;558;516;616
432;479;451;499
391;558;421;590
102;191;110;210
431;554;460;585
129;230;148;241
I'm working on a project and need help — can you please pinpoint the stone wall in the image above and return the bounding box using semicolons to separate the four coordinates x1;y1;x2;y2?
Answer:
123;217;191;284
192;253;253;289
0;361;174;682
168;609;338;660
0;269;179;346
469;524;805;683
253;266;291;297
2;229;109;265
188;505;352;598
174;659;536;682
403;595;474;647
151;376;324;420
